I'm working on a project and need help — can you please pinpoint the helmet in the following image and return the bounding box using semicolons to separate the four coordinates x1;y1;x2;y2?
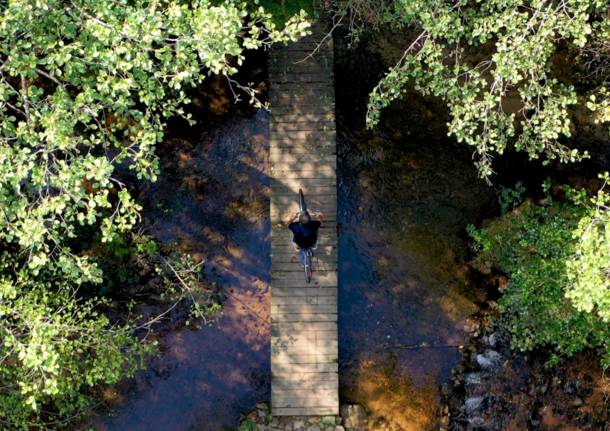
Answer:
298;211;311;224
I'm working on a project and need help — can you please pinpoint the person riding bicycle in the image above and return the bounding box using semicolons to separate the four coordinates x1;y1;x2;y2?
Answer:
287;210;324;251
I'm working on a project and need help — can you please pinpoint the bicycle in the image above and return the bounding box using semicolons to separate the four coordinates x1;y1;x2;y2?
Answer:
294;189;317;283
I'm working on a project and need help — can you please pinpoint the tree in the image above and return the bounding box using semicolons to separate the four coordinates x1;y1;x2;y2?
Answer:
334;0;609;178
0;0;308;428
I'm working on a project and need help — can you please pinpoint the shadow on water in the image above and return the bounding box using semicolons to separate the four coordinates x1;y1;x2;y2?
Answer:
94;109;271;431
335;35;498;429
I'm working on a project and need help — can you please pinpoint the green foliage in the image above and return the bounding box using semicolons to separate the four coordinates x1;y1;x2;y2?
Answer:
258;0;316;26
565;173;610;323
238;420;258;431
0;266;156;428
498;181;526;214
353;0;609;177
470;176;610;368
0;0;308;428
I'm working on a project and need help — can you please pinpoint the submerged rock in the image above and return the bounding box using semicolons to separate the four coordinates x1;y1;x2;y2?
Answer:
467;416;488;429
482;332;498;347
464;372;483;386
475;350;502;370
464;396;484;414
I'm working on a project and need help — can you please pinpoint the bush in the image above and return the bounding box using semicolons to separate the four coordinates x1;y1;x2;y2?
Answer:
469;175;610;368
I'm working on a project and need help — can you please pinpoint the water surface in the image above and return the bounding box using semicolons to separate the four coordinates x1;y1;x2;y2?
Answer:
96;109;271;431
335;37;497;430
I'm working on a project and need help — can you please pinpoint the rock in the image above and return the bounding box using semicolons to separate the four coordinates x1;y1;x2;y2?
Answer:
571;397;584;407
321;416;336;425
334;427;345;431
292;420;306;431
306;426;321;431
255;402;269;420
465;372;483;386
245;411;258;423
340;404;367;429
482;332;498;347
564;381;576;394
475;350;502;370
467;416;487;427
464;396;484;414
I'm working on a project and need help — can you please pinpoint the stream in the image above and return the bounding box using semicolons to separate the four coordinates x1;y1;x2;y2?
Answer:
94;36;499;431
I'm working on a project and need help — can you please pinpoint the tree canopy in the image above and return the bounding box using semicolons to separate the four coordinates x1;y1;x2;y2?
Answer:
0;0;308;428
338;0;610;177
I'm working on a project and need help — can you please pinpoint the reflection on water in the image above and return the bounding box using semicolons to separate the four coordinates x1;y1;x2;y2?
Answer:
95;110;270;431
335;38;497;429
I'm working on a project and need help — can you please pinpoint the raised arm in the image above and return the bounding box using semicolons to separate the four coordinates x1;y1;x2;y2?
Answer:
286;212;299;226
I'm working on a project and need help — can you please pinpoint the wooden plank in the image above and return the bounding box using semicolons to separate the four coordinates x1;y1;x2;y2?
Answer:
271;295;337;305
269;102;335;112
271;112;335;123
272;388;337;401
270;122;335;133
272;287;337;297
271;203;336;213
271;304;337;314
270;95;334;105
270;248;338;256
271;341;334;354
272;378;337;390
271;183;336;194
268;73;333;83
272;321;336;331
271;214;336;224
272;407;339;416
272;264;338;273
273;313;337;322
271;361;338;373
270;155;337;165
269;55;333;68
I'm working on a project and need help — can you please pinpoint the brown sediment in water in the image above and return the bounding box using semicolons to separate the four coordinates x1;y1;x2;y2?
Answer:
344;356;439;430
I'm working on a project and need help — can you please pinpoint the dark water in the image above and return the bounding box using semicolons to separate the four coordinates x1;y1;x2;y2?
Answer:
95;110;272;431
336;122;496;429
95;39;498;431
332;36;497;429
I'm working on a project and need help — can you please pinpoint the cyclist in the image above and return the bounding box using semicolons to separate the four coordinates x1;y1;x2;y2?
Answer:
287;210;324;263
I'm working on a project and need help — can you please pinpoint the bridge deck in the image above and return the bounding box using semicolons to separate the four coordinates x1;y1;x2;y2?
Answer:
268;21;339;416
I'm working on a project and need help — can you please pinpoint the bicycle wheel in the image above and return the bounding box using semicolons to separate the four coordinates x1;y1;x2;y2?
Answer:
303;250;312;283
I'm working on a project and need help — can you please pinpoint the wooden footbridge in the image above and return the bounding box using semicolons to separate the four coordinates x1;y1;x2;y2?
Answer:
268;20;338;416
